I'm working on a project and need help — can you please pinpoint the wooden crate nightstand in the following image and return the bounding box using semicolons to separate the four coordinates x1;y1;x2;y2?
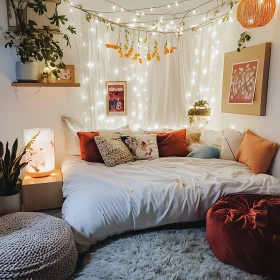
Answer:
22;170;63;212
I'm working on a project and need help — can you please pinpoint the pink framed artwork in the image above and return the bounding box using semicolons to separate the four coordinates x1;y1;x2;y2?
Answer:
228;60;259;104
106;81;127;116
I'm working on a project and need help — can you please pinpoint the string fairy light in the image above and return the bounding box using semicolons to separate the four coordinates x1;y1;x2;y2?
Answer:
66;0;240;35
67;0;229;130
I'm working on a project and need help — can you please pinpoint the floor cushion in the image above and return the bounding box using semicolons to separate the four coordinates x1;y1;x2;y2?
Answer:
206;194;280;277
0;212;78;280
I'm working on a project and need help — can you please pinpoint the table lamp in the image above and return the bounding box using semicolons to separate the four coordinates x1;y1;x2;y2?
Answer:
23;128;55;178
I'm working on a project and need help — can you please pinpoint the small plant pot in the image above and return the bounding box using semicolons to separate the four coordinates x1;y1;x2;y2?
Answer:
16;61;40;82
0;192;22;216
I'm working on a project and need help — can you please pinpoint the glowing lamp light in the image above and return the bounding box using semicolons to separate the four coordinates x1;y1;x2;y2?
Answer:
24;128;55;178
237;0;276;28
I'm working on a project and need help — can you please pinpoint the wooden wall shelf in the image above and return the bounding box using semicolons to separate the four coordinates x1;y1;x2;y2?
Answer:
11;82;81;88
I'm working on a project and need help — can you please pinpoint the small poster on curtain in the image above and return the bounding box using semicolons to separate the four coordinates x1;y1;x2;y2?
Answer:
106;81;127;116
228;60;259;104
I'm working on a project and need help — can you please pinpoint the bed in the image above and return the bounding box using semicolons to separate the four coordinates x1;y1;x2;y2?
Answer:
61;156;280;252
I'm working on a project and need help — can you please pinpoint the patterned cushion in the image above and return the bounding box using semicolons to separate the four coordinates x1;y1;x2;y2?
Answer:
94;136;134;167
121;134;159;160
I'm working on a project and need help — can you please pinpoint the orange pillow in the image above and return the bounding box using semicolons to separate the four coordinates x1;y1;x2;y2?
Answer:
77;132;103;163
157;129;189;157
236;130;278;174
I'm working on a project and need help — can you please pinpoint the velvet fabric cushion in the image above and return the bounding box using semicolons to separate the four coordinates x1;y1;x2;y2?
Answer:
157;129;189;157
207;194;280;278
236;130;278;174
77;132;103;163
187;146;220;159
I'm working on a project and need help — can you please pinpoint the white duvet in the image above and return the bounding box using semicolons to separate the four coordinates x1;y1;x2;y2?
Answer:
61;157;280;251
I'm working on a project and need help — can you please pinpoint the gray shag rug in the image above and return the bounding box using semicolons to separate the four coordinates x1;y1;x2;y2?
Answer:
74;228;265;280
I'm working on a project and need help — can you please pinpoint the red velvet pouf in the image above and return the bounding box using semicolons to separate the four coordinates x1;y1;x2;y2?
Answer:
206;194;280;278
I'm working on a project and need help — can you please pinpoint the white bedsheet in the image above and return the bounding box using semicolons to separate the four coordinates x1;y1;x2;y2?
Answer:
61;157;280;251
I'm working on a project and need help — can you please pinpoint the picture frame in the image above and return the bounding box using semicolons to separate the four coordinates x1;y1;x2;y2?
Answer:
6;0;60;32
106;81;127;117
58;65;75;83
228;60;259;105
222;43;271;116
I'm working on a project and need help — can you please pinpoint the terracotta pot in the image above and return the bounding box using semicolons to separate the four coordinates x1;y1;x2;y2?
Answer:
0;192;22;216
16;61;40;82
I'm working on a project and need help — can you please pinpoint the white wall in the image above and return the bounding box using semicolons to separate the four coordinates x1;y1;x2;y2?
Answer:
0;1;83;168
212;10;280;177
1;0;280;178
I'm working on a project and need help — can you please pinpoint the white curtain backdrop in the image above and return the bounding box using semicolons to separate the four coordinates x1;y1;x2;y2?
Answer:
76;13;221;131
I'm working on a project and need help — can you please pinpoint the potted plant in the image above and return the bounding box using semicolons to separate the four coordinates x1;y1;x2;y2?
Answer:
188;100;211;126
0;134;38;216
4;0;76;82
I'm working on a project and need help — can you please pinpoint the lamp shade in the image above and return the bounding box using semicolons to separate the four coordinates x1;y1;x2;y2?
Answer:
23;128;55;178
237;0;276;29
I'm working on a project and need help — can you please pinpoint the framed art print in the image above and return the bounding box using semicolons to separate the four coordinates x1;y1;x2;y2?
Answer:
106;81;127;116
222;43;271;116
228;60;259;104
7;0;59;32
58;65;75;83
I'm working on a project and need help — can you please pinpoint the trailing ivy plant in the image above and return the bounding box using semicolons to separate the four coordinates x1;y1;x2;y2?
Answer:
237;32;251;52
3;0;76;77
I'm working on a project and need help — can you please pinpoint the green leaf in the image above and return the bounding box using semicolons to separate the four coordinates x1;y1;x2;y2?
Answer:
11;138;18;163
0;142;3;159
4;142;10;174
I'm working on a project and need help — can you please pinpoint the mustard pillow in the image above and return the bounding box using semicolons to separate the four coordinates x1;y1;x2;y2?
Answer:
236;130;278;174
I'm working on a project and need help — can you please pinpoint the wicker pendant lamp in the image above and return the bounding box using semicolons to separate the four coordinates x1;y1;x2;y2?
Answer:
237;0;276;28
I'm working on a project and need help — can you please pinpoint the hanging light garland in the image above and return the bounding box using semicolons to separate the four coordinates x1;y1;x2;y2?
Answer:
237;0;276;28
65;0;240;63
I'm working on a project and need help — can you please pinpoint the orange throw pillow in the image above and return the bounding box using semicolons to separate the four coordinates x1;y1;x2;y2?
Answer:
157;129;189;157
236;130;278;174
77;132;103;163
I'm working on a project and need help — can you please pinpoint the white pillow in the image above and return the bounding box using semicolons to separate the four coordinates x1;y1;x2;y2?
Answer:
61;116;85;156
61;116;131;156
188;143;203;153
99;125;131;137
200;128;222;150
121;134;159;160
220;128;244;161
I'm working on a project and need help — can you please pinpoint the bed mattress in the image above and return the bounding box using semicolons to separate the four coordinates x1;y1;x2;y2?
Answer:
61;157;280;251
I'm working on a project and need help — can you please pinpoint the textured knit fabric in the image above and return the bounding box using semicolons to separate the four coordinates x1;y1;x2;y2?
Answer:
0;212;78;280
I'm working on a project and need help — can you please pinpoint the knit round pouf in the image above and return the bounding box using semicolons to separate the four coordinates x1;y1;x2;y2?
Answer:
0;212;78;280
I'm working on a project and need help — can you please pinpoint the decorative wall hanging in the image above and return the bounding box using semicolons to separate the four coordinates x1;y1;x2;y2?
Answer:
237;0;276;28
106;81;127;117
68;0;241;64
228;60;258;104
222;43;271;116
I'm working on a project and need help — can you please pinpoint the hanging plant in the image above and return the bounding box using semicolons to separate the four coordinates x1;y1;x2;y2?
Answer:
188;100;211;125
237;31;251;52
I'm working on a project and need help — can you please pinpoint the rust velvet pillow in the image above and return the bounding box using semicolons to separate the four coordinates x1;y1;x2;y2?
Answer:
157;129;189;157
77;132;103;163
236;130;278;174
